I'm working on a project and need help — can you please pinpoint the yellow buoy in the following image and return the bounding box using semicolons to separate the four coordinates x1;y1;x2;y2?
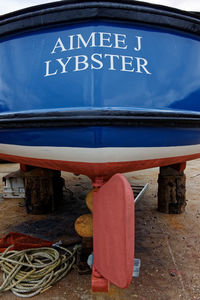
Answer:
74;214;93;237
85;188;97;212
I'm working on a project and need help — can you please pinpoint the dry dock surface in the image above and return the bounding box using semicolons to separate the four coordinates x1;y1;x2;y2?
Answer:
0;160;199;300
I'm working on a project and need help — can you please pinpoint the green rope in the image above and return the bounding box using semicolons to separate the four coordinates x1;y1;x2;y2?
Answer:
0;244;81;298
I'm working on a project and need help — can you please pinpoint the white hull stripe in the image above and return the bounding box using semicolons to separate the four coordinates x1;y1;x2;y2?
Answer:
0;143;200;163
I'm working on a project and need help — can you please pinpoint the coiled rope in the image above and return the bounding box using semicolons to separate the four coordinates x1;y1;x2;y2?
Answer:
0;244;81;297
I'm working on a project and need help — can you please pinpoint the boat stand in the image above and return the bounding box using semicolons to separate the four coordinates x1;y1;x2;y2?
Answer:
158;162;187;214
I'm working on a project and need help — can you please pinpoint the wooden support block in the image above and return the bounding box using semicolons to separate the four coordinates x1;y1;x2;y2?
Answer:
158;164;186;214
23;167;64;214
76;237;93;275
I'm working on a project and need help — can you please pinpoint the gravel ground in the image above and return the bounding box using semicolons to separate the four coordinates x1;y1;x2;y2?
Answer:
0;159;199;300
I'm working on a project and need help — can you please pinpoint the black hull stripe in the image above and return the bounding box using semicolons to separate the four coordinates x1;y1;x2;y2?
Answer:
0;110;199;129
0;1;200;40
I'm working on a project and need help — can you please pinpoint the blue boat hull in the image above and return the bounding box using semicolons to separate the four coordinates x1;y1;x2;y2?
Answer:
0;1;200;178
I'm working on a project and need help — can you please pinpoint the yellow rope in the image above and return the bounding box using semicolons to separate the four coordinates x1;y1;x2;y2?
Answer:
0;244;81;297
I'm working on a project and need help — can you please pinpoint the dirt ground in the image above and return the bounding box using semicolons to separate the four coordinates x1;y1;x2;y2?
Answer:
0;159;199;300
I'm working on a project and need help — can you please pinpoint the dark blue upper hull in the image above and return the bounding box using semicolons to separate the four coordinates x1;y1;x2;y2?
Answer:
0;1;199;177
0;2;200;116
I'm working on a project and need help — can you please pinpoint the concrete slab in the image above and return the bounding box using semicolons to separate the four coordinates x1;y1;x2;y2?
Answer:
0;160;199;299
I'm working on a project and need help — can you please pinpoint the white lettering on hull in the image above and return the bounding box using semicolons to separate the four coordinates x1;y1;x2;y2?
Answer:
44;32;152;77
45;54;151;76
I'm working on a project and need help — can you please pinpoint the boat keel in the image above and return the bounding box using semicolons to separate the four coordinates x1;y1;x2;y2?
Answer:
92;173;135;292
